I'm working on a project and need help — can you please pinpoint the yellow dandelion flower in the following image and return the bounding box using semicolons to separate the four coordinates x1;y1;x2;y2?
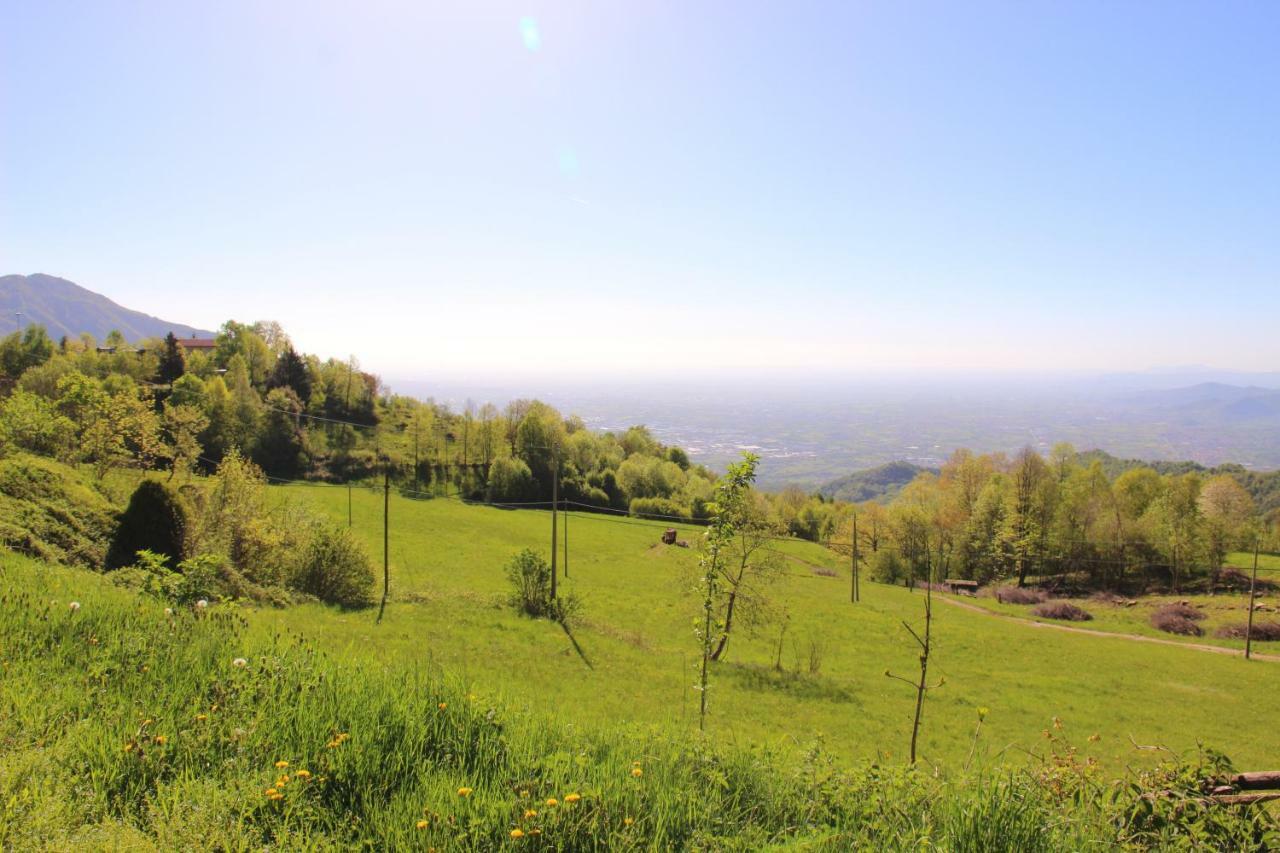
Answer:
295;769;311;780
416;820;428;830
277;774;290;785
153;735;167;745
523;809;538;818
195;713;207;722
457;787;473;797
438;702;447;710
565;793;581;804
518;789;530;797
265;788;279;797
123;741;135;753
624;817;634;826
529;828;541;837
631;767;643;777
274;760;289;769
510;828;525;839
268;792;283;801
545;798;558;807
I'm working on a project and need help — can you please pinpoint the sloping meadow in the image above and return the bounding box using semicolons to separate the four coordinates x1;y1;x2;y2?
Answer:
2;553;1275;850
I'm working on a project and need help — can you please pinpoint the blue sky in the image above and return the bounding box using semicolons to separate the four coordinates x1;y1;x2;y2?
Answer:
3;1;1277;378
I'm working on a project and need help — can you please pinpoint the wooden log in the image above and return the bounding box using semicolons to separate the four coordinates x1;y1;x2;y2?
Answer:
1230;771;1280;790
1212;792;1280;806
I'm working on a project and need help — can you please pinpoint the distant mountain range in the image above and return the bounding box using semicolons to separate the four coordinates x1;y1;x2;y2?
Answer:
0;274;214;342
1123;382;1280;422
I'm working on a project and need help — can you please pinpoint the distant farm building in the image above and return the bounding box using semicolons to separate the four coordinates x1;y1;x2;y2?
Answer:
175;336;216;351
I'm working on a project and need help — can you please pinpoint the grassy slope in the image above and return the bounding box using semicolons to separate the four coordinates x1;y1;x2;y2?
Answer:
2;552;1156;850
260;484;1280;773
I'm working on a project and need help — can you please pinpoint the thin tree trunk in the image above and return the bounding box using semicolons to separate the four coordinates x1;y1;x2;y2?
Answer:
710;589;737;662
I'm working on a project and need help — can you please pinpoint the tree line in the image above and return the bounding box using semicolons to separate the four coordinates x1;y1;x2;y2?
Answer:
0;321;719;520
809;445;1276;592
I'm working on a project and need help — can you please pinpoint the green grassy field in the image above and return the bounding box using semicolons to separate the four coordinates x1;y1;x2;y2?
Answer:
16;551;1273;849
254;483;1280;773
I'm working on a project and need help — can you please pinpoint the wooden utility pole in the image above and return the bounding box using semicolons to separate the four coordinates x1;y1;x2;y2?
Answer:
377;466;390;623
1246;538;1261;660
851;512;860;603
550;462;559;600
564;502;570;578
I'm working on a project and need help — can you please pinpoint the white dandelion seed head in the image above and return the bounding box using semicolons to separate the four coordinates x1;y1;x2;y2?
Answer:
68;601;81;612
195;599;209;610
232;657;247;668
164;607;173;617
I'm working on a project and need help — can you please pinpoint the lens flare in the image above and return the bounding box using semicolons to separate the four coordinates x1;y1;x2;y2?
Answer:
519;17;541;52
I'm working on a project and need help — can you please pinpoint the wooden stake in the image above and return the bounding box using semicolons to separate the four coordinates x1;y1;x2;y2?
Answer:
550;462;559;601
852;512;860;603
1246;538;1260;660
377;466;389;623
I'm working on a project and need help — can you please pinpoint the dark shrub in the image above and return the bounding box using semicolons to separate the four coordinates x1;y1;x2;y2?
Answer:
997;586;1046;605
1151;604;1204;637
106;480;188;570
1031;601;1092;621
1216;622;1280;641
291;523;375;608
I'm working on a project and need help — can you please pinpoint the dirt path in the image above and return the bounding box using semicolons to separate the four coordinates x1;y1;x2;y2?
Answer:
936;595;1280;662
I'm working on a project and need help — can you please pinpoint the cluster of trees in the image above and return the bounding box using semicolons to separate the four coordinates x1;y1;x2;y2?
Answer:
0;321;721;520
827;445;1273;591
107;451;375;608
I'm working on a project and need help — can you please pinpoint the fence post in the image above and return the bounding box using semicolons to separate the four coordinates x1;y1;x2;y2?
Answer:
377;465;389;623
550;462;559;600
1246;538;1260;660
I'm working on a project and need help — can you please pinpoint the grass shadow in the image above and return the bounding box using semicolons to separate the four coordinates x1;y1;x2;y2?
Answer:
559;620;595;670
719;661;859;705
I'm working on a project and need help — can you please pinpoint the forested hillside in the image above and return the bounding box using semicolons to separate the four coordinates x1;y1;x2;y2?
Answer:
818;460;929;503
0;319;719;522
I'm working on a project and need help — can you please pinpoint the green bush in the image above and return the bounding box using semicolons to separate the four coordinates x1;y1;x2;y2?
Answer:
106;479;189;570
869;549;906;584
629;496;689;520
505;547;579;623
290;523;375;608
487;456;535;503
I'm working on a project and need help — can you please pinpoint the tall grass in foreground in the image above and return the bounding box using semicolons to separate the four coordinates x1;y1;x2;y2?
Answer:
1;554;1275;850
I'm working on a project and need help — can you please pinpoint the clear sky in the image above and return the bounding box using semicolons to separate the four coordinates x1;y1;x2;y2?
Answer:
3;1;1277;379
